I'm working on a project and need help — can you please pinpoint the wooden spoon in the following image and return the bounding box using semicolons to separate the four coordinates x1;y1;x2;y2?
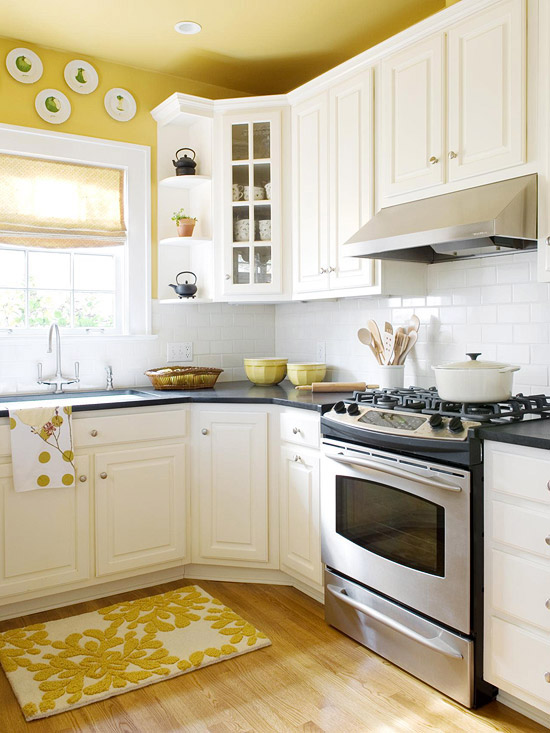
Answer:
357;328;381;364
392;331;406;365
399;330;417;364
407;314;420;334
383;322;395;366
367;320;384;362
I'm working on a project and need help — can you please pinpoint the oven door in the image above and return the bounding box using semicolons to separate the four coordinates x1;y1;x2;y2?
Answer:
321;439;471;634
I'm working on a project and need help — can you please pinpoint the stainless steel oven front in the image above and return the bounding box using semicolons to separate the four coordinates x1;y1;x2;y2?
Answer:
321;438;471;635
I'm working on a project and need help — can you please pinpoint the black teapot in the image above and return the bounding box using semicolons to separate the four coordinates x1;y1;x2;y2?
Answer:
169;271;198;299
172;148;197;176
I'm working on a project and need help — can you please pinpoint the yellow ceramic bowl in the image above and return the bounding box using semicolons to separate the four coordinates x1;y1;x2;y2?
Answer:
286;362;327;386
244;358;288;385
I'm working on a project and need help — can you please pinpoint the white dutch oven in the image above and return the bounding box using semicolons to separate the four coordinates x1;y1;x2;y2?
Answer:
432;352;520;403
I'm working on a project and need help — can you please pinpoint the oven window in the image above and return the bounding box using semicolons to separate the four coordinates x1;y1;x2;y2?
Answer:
335;475;445;576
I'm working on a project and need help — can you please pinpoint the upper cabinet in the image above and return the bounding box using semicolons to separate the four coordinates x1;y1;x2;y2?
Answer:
379;0;526;203
379;34;445;198
219;109;284;297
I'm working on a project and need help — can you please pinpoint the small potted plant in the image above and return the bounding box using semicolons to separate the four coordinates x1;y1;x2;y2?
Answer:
172;209;197;237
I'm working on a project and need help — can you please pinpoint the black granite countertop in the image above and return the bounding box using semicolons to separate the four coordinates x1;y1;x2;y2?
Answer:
0;381;349;417
476;418;550;450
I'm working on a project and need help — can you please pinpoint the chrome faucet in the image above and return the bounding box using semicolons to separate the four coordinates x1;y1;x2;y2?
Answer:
37;323;80;394
105;365;114;391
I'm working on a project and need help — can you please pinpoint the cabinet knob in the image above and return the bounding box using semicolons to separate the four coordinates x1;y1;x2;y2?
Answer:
79;475;87;483
328;266;336;273
225;274;231;280
545;536;550;546
90;429;98;437
99;471;108;479
292;427;300;434
547;479;550;491
545;599;550;610
201;428;209;435
545;672;550;683
546;236;550;246
429;156;439;165
448;151;458;159
320;267;327;274
293;455;301;462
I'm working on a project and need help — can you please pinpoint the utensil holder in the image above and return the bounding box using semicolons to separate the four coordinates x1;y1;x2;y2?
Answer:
376;365;405;389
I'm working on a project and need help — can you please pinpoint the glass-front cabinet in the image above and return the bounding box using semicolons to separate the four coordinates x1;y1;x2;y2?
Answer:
222;110;282;296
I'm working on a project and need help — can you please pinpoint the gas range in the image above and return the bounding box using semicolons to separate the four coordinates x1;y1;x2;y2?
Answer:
321;387;550;468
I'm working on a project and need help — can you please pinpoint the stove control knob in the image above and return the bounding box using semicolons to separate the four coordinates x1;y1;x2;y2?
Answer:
448;416;464;433
347;403;360;416
333;401;347;414
429;414;443;429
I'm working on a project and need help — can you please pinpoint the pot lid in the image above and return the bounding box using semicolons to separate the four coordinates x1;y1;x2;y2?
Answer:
434;352;510;370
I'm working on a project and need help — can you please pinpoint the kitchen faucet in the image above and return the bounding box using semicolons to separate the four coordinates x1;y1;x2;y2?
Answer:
37;323;80;394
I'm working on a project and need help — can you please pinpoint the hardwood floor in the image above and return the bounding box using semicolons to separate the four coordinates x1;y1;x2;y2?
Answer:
0;579;545;732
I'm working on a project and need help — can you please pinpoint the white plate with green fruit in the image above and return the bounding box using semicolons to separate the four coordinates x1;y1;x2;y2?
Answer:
64;59;98;94
6;47;43;84
35;89;71;124
104;87;136;122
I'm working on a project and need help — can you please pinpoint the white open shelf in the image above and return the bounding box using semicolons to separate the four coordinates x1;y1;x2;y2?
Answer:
159;175;211;189
159;237;212;246
158;297;213;304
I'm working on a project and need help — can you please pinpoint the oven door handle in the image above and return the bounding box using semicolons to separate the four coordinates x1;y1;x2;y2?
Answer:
326;584;463;660
325;452;461;492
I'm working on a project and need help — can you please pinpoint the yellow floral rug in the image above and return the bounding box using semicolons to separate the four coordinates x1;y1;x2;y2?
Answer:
0;585;271;721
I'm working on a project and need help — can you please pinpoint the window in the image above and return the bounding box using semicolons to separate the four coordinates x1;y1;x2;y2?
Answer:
0;124;150;335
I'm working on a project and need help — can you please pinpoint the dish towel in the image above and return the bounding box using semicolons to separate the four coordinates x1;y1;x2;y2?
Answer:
8;406;75;492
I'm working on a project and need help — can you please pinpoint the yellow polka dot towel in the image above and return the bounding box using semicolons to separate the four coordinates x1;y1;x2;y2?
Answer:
8;405;75;492
0;584;271;721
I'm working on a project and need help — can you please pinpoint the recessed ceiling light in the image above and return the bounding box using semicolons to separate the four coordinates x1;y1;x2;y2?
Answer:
174;20;202;35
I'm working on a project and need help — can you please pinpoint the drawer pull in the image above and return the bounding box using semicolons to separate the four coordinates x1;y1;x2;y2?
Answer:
545;672;550;684
546;599;550;610
201;428;209;435
90;429;98;437
99;472;108;479
545;536;550;546
293;455;301;463
292;427;300;435
547;480;550;491
79;475;87;483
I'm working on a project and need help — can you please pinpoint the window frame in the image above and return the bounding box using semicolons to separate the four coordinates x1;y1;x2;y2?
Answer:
0;123;151;336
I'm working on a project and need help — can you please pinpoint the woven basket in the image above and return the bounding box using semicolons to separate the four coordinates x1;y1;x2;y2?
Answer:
145;366;223;390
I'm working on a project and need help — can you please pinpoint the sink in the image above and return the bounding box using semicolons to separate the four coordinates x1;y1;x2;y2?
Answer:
0;389;156;412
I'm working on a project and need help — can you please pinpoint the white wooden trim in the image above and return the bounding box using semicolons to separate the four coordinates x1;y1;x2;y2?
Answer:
497;691;550;729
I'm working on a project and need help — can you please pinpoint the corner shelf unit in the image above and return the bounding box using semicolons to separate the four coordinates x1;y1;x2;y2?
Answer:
159;175;211;189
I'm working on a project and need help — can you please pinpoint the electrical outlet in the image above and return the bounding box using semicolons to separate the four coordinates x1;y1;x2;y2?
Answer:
316;341;326;363
167;342;193;362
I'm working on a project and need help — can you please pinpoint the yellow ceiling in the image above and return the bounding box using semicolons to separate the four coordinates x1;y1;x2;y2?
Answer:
1;0;446;96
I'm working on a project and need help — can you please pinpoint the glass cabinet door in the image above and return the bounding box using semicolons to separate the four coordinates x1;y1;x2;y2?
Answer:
225;112;280;294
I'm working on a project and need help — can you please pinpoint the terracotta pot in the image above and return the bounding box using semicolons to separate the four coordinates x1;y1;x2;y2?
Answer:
177;219;196;237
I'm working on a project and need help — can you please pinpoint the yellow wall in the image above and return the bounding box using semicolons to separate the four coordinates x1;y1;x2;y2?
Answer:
0;37;244;298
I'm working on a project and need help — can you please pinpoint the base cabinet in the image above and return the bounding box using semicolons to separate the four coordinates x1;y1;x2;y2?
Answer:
95;444;187;576
484;441;550;718
197;410;269;563
279;445;321;586
0;457;90;598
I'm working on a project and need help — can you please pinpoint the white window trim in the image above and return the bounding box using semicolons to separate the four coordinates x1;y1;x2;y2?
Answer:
0;123;151;336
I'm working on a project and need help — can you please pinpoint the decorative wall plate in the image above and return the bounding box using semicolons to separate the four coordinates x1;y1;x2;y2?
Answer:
6;47;43;84
104;88;136;121
35;89;71;124
64;60;98;94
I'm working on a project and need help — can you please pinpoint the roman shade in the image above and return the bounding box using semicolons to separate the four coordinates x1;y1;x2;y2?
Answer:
0;153;126;249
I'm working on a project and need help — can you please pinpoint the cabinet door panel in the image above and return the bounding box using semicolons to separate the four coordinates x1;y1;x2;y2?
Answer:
380;34;445;198
292;94;330;293
95;444;186;575
447;0;525;181
280;446;321;585
0;457;90;598
329;71;375;289
198;411;268;562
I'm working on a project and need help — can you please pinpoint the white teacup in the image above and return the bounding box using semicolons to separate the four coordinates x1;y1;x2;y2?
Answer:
264;182;271;199
232;183;244;201
244;185;265;201
234;219;250;241
259;220;271;241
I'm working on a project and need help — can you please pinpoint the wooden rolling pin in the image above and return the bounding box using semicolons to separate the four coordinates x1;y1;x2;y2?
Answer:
295;382;378;392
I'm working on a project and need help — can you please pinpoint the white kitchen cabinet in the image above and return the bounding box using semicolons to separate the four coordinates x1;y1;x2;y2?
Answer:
447;0;525;182
279;445;321;586
95;443;187;576
219;109;284;297
0;457;90;598
379;34;445;197
484;440;550;717
292;93;330;293
197;410;269;563
378;0;525;201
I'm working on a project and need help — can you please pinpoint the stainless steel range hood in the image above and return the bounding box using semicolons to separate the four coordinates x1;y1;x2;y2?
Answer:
344;174;538;263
